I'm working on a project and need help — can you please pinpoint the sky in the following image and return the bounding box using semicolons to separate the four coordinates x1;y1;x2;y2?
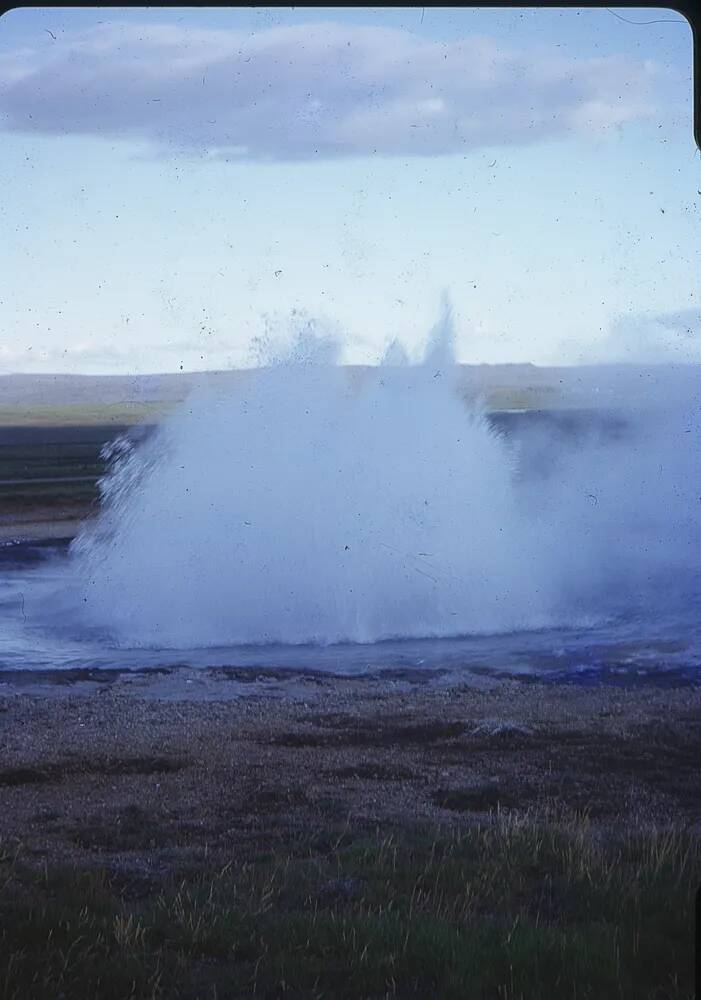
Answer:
0;5;698;374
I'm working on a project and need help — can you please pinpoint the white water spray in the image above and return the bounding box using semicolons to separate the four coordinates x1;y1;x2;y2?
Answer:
69;308;701;649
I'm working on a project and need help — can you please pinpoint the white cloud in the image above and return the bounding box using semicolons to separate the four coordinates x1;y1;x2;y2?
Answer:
0;20;658;159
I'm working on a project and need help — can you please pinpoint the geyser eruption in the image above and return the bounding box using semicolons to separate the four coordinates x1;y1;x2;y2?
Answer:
69;307;701;649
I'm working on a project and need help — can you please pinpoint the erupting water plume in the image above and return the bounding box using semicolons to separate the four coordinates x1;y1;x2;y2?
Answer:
68;306;701;649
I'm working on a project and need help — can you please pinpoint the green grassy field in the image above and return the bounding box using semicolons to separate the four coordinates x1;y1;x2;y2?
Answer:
1;809;695;1000
0;386;565;431
0;403;170;429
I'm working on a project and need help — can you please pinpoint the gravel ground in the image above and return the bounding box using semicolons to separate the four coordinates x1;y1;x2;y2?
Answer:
1;675;699;881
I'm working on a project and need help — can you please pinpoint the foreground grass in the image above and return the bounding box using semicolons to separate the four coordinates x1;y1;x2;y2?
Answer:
0;810;696;1000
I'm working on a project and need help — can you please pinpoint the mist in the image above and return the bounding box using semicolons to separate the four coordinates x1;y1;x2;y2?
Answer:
67;308;701;649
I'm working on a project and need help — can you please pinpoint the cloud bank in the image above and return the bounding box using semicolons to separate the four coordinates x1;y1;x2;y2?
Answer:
0;20;657;159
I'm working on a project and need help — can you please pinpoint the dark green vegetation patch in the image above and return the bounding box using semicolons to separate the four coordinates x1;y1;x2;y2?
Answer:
0;811;696;999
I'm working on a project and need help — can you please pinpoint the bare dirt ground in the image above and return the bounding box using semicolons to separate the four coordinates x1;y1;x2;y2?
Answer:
1;676;699;882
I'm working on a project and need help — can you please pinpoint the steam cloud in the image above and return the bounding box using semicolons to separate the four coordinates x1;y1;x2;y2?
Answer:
68;308;701;649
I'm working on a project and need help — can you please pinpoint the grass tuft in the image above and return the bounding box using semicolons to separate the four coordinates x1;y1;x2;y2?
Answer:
0;809;697;999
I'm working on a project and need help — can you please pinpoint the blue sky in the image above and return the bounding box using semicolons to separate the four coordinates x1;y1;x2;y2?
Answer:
0;5;697;373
